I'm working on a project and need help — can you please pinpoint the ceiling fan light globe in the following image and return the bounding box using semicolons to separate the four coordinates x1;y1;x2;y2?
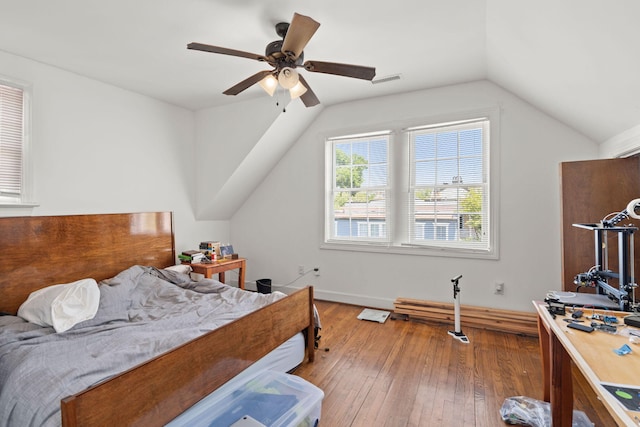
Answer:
278;67;299;89
259;74;278;96
289;81;308;100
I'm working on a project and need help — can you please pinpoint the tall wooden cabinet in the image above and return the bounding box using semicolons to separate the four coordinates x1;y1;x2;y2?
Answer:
560;156;640;291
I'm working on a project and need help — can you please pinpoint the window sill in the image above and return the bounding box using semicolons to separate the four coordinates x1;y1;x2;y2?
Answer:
320;241;499;260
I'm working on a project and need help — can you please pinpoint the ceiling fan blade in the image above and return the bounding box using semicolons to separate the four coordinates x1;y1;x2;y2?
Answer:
303;60;376;81
223;70;273;96
188;42;268;62
281;13;320;60
297;75;320;107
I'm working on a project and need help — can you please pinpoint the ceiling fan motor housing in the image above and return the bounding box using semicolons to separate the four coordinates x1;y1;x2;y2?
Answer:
265;40;304;67
265;40;283;57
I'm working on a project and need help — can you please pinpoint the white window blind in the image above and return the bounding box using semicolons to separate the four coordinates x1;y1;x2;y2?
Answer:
407;119;489;251
0;83;24;200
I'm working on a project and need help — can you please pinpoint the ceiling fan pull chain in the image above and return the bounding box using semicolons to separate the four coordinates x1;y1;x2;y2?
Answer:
275;86;286;112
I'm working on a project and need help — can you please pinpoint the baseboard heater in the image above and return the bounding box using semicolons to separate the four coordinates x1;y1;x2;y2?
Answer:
393;297;538;337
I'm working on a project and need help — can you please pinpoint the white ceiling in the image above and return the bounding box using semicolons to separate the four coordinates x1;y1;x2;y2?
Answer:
0;0;638;143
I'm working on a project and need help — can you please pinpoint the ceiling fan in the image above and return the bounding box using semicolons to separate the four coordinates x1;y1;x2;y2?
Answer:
187;13;376;107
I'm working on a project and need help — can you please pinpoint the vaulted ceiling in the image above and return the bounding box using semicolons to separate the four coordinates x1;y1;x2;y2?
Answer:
0;0;638;144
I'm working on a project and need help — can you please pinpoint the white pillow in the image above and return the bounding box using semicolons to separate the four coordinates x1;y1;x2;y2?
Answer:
17;278;100;333
164;264;192;275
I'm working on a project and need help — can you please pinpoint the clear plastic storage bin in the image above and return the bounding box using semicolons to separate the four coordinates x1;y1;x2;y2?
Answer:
171;370;324;427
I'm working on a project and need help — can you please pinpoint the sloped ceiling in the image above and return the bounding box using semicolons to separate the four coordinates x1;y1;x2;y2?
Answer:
486;0;640;143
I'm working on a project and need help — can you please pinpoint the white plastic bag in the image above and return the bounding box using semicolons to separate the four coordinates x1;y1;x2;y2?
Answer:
500;396;593;427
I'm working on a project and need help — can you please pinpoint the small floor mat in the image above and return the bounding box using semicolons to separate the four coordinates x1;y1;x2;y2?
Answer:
357;308;391;323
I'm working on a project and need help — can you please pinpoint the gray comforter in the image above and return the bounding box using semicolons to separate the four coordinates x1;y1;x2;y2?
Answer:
0;265;286;427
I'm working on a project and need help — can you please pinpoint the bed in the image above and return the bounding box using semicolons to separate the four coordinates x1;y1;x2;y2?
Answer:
0;212;315;427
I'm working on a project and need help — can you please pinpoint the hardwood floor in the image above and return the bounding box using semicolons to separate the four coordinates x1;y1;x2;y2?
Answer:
294;300;617;426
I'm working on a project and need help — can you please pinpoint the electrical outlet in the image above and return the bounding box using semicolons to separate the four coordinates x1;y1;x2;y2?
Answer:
494;282;504;295
298;265;305;275
314;267;320;276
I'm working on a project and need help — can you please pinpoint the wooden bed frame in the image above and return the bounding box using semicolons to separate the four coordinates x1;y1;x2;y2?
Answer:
0;212;315;426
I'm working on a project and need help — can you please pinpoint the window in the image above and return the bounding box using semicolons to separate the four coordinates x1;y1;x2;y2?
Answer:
326;132;390;243
0;78;32;206
324;113;496;258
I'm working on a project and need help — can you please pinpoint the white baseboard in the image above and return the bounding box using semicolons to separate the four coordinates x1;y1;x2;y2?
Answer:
276;285;396;310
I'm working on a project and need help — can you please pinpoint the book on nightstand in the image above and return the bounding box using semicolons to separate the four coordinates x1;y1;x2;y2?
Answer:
180;250;205;263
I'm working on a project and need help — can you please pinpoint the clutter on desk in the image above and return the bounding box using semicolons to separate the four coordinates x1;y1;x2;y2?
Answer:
614;343;633;356
220;244;235;259
178;242;238;264
600;382;640;412
544;296;565;317
624;314;640;328
200;241;221;259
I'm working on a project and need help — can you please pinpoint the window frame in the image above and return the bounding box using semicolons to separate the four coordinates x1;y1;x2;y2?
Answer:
322;108;500;260
0;75;36;207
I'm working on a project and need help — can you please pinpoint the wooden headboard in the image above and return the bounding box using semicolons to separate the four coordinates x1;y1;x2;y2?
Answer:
0;212;175;314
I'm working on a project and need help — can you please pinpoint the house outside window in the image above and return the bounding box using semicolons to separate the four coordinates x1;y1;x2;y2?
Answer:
358;221;387;238
433;222;449;240
324;111;497;259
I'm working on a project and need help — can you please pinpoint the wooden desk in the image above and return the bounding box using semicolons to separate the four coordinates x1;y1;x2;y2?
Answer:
189;258;246;289
534;301;640;426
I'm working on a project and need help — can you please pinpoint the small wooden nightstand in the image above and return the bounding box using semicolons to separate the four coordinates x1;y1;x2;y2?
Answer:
189;258;246;289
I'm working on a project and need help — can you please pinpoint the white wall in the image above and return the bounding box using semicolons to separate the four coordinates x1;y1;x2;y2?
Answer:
230;80;599;312
0;50;229;255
